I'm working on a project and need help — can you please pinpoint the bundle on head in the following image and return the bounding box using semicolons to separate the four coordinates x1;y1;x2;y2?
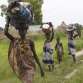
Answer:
7;1;33;30
40;22;54;42
42;24;50;33
41;22;53;33
7;1;21;14
66;24;74;32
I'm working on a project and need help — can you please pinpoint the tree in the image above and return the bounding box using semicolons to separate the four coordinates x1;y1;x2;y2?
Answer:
24;0;43;24
73;23;83;38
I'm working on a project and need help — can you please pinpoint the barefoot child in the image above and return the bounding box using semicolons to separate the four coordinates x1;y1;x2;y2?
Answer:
55;37;64;64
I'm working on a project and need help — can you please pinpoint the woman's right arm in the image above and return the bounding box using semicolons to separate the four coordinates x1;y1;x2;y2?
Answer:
4;16;14;41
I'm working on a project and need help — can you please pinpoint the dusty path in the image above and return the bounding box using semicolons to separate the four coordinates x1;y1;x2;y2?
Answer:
65;69;78;79
64;49;83;79
76;50;83;57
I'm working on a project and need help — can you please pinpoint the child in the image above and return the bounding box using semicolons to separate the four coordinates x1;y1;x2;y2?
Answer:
55;37;64;64
43;40;54;71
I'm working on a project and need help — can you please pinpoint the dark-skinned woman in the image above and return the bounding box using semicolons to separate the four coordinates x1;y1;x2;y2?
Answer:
4;1;44;83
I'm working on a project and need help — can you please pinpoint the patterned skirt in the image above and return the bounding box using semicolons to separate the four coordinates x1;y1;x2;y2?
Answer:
43;51;54;64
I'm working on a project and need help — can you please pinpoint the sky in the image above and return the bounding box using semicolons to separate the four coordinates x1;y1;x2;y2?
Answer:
0;0;8;28
42;0;83;26
0;0;83;28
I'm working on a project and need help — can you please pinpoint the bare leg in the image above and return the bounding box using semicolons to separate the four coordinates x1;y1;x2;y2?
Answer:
48;65;51;71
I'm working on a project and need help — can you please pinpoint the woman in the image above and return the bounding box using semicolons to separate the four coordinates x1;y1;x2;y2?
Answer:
66;24;76;63
41;22;54;71
4;1;44;83
55;37;64;64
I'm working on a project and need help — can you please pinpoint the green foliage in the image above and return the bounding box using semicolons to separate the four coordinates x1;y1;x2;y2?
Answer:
55;31;66;39
74;23;83;30
24;0;43;24
75;37;83;51
0;31;83;83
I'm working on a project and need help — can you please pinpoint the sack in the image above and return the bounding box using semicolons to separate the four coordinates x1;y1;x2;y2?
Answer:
8;2;33;28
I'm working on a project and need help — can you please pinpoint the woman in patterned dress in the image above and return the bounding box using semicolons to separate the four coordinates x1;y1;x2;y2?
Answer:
41;22;54;71
66;24;77;63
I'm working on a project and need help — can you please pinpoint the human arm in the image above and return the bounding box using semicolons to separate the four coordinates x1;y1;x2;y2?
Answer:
50;26;54;42
55;44;57;50
30;40;45;77
4;16;14;41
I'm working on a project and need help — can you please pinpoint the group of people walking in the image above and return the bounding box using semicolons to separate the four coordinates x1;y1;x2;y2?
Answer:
1;0;79;83
41;23;78;72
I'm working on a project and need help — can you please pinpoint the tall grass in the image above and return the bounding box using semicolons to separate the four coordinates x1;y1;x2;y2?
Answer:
0;31;83;83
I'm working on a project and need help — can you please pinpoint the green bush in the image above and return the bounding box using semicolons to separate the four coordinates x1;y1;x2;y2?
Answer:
55;31;66;39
